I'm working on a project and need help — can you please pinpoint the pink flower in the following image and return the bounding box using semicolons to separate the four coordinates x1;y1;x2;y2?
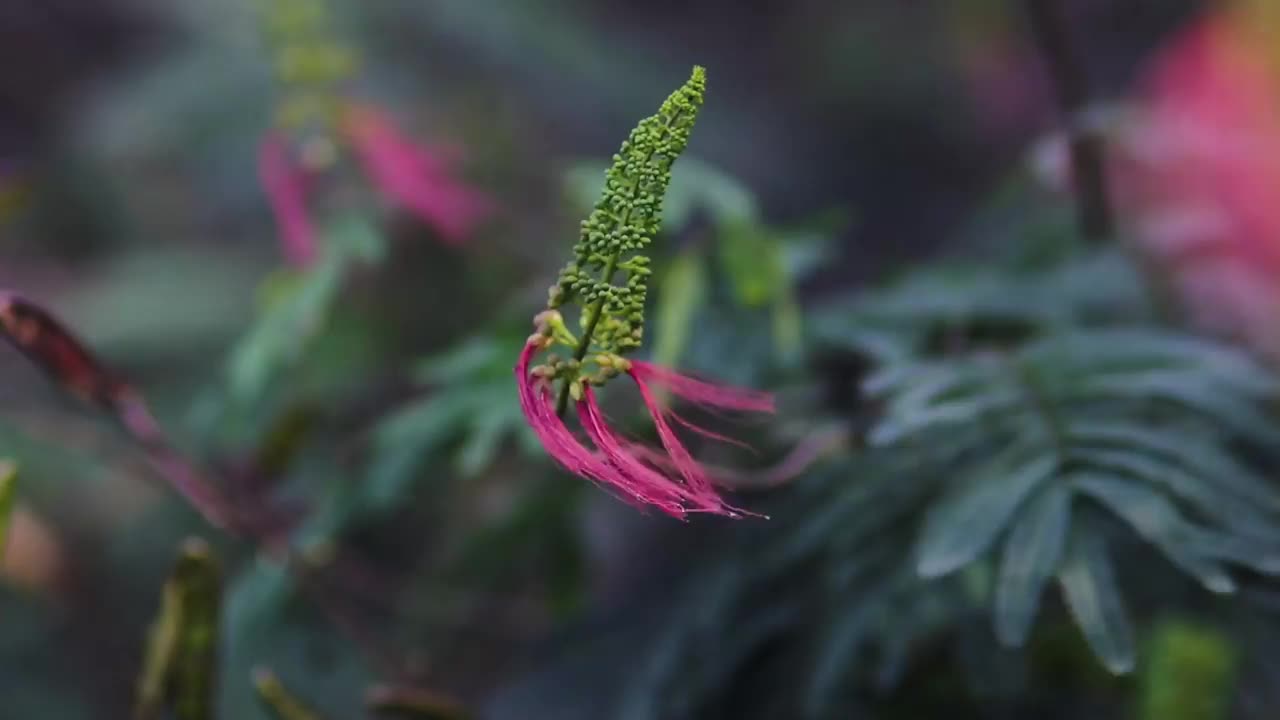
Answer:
516;342;774;519
340;104;492;246
259;133;319;267
259;103;491;267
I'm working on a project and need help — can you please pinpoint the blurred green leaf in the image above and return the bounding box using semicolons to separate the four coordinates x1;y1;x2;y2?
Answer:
412;336;502;385
994;482;1070;646
0;461;14;561
227;213;385;407
651;250;706;368
228;260;344;405
717;222;786;308
1057;527;1135;674
1072;473;1235;594
915;454;1056;579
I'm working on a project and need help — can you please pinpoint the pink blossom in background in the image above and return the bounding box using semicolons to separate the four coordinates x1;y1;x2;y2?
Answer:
259;103;491;266
340;104;492;245
516;342;773;519
1030;11;1280;361
1126;13;1280;360
259;133;319;267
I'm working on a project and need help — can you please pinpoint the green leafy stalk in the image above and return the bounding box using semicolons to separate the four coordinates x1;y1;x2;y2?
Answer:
255;668;326;720
0;460;15;561
135;538;222;720
547;66;706;414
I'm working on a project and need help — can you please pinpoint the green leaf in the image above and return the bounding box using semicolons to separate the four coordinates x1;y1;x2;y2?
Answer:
718;221;786;307
1067;421;1280;511
1072;473;1235;594
1057;527;1135;674
412;336;501;385
1068;447;1280;543
651;250;707;368
0;461;15;561
456;404;518;477
662;157;758;227
228;258;344;404
868;390;1022;446
1183;528;1280;576
1074;371;1280;448
994;482;1071;646
364;392;473;508
1025;329;1277;394
916;454;1057;579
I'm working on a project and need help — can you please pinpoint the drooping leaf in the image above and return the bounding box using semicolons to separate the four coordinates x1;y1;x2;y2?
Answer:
652;250;707;369
867;390;1023;446
916;454;1057;579
1074;371;1280;448
994;482;1071;646
1072;473;1235;594
1057;526;1135;674
1067;421;1280;511
1069;446;1280;544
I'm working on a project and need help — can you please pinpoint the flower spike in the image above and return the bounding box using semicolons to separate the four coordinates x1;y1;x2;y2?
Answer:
257;0;490;265
515;67;775;518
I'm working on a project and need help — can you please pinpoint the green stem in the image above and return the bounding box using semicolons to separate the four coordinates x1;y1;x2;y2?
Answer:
555;253;620;416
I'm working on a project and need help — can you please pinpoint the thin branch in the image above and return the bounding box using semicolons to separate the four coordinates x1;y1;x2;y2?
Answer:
1024;0;1115;242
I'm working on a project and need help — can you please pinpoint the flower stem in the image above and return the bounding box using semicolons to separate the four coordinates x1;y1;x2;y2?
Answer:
1023;0;1114;242
556;253;620;416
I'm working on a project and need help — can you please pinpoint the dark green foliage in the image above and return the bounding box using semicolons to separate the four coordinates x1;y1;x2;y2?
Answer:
509;231;1280;717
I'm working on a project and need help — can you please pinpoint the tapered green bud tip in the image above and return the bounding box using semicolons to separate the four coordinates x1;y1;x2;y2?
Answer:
691;65;706;85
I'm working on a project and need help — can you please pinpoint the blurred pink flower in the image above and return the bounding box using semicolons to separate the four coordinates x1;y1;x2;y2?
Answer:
260;104;491;267
259;133;319;267
516;341;773;519
1030;10;1280;361
340;105;492;246
1126;13;1280;359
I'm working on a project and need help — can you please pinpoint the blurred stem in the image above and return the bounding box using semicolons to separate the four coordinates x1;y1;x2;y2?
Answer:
134;538;222;720
255;668;326;720
1023;0;1114;242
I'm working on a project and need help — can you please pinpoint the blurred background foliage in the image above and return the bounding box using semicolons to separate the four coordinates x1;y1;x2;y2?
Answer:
15;0;1280;718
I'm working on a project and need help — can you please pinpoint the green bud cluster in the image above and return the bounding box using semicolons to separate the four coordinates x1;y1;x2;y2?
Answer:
536;67;706;415
258;0;357;134
550;66;706;356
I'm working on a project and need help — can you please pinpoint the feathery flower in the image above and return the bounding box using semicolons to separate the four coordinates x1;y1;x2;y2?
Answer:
1031;6;1280;363
515;67;775;519
340;104;492;245
257;0;489;266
